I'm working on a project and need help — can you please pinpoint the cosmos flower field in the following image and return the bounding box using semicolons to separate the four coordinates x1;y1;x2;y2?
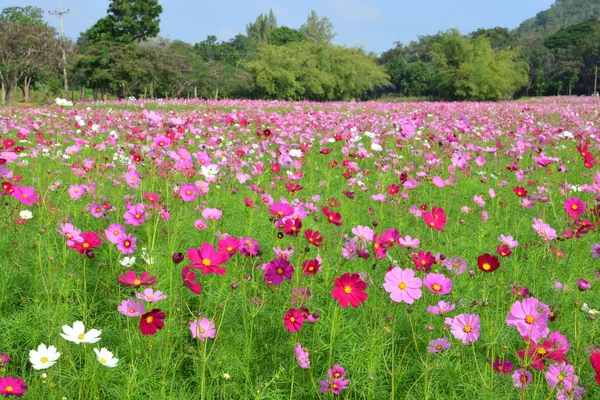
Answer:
0;97;599;399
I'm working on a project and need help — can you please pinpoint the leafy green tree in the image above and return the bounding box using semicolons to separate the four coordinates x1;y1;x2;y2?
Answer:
386;59;432;96
469;27;514;49
0;6;45;26
85;0;163;43
300;10;335;44
270;27;306;46
246;9;277;44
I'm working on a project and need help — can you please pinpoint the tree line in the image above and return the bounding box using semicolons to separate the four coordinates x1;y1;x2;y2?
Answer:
0;0;598;105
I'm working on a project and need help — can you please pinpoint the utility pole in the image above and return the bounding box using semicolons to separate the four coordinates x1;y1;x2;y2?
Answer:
49;9;70;100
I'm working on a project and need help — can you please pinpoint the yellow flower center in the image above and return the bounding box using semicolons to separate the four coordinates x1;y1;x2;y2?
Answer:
343;286;352;294
277;268;284;275
22;194;28;198
129;308;135;313
82;243;90;248
332;384;338;390
134;279;141;286
290;317;295;323
571;205;577;210
135;214;141;219
148;296;154;300
66;233;73;238
334;372;341;378
558;374;565;381
226;246;232;252
113;230;119;235
78;333;85;340
432;284;442;291
537;347;546;355
5;386;13;393
525;315;535;324
199;328;206;333
124;241;130;247
398;282;407;290
430;221;435;226
482;263;490;270
202;259;211;267
435;345;443;350
498;366;504;371
41;357;49;363
146;316;153;323
463;325;472;333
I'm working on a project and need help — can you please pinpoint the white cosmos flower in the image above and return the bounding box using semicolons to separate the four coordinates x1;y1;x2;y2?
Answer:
289;149;303;158
582;303;599;315
94;348;119;368
30;344;61;370
201;165;219;179
120;256;136;268
60;321;102;344
364;131;376;139
371;143;383;152
19;210;33;220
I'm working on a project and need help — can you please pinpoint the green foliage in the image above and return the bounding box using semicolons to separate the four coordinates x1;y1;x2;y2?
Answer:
246;9;278;44
429;30;529;100
247;42;389;100
515;0;600;37
469;27;514;49
300;10;336;44
85;0;163;43
386;59;432;97
270;27;306;46
0;6;45;26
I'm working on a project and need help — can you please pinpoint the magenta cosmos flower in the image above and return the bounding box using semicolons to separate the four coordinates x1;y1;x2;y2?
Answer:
0;376;28;397
506;297;550;341
283;308;305;333
123;203;147;226
445;313;480;344
118;271;157;287
564;197;585;219
187;243;229;275
264;258;294;286
423;273;452;295
12;185;40;205
331;273;368;308
383;267;422;304
512;369;532;389
117;233;136;255
294;343;310;369
190;318;216;341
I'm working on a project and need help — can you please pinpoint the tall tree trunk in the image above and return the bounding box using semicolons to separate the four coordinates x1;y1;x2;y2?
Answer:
215;86;219;100
1;82;5;105
5;81;15;106
22;76;31;103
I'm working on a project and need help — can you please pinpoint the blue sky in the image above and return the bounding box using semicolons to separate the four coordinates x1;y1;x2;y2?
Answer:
15;0;556;54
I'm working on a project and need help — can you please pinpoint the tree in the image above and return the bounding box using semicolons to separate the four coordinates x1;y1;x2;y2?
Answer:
270;27;306;46
469;27;513;49
0;6;45;26
85;0;163;43
386;59;432;96
246;9;277;44
429;30;528;100
0;21;60;105
300;10;335;44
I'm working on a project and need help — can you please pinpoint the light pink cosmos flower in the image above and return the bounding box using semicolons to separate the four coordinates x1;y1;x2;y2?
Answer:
473;195;486;207
423;273;452;295
428;338;451;353
190;317;216;341
136;288;167;303
546;362;577;391
352;225;374;242
427;301;456;315
532;218;557;241
202;208;222;221
123;203;147;226
194;219;206;230
294;343;310;369
506;298;550;341
117;299;145;317
498;234;518;248
105;223;126;244
445;313;480;344
58;223;83;246
398;235;420;248
68;184;85;200
383;267;422;304
512;369;532;389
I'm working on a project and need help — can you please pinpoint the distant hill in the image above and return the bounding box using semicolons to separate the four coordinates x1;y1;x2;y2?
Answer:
515;0;600;37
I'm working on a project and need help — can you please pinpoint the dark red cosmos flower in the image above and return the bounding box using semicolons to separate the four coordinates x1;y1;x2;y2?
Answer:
283;218;302;237
491;359;513;375
591;352;600;386
285;183;303;193
243;197;255;208
387;184;400;195
69;232;103;255
302;259;321;275
341;190;355;199
283;308;305;333
322;206;342;226
182;266;202;294
412;250;436;272
477;253;500;273
1;181;12;194
516;339;567;371
140;309;165;336
331;273;368;308
513;187;528;198
497;245;512;257
187;243;230;275
118;271;157;287
304;229;323;247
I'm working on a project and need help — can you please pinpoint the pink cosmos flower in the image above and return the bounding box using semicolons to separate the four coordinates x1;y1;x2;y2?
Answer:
427;300;456;315
117;299;145;317
546;362;577;390
187;243;229;275
118;271;157;287
12;185;40;205
445;313;480;344
0;376;28;397
441;256;468;275
180;184;198;202
123;203;147;226
532;218;557;241
398;235;420;248
352;225;374;242
116;233;136;255
498;234;519;248
564;197;585;219
383;267;422;304
319;377;349;395
423;273;452;295
283;308;305;333
506;297;550;341
427;338;451;353
202;208;222;221
136;288;167;303
105;223;126;245
58;223;83;246
194;219;206;230
67;185;87;200
512;369;532;389
491;359;513;374
190;318;216;341
294;343;310;369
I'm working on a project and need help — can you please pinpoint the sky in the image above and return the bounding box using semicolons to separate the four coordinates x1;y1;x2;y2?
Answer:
7;0;557;54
